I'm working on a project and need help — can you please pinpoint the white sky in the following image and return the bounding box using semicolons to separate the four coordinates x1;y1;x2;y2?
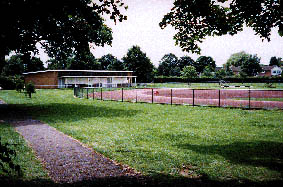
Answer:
38;0;283;67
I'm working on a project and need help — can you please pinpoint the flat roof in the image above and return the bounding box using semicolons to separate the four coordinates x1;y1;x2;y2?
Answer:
61;76;137;78
23;70;134;75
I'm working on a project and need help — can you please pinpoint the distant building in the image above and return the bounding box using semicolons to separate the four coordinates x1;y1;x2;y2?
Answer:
23;70;137;89
258;65;282;77
230;66;241;75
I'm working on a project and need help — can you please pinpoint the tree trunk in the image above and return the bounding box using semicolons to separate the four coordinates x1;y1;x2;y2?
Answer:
0;47;6;64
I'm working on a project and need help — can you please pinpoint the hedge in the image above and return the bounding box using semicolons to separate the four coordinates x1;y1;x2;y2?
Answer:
154;77;283;83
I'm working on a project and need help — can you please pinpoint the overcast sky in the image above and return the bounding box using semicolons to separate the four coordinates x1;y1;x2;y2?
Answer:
39;0;283;67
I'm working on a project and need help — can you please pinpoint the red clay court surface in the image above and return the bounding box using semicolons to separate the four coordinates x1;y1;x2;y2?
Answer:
89;88;283;109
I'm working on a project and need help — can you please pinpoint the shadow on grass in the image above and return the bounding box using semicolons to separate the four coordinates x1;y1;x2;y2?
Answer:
0;103;141;122
178;141;283;173
1;174;283;187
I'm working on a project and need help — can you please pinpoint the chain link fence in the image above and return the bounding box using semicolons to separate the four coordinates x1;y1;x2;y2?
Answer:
74;86;283;110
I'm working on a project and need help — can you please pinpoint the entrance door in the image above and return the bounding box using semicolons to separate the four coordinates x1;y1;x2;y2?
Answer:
107;78;112;88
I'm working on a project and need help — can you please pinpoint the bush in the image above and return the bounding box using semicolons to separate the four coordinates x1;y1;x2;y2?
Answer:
0;76;24;90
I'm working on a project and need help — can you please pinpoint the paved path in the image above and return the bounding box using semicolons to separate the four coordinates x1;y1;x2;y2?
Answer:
10;119;140;183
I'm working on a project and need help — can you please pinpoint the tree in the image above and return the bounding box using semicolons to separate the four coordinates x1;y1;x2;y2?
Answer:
0;0;127;65
2;55;45;75
2;55;24;76
47;59;67;70
226;51;250;67
202;66;214;78
25;57;45;72
181;65;198;84
215;69;227;79
157;53;180;76
269;56;282;66
25;82;36;98
240;55;262;76
195;56;216;74
160;0;282;54
0;60;6;74
98;54;125;70
67;54;100;70
122;46;154;83
178;56;195;72
224;64;234;77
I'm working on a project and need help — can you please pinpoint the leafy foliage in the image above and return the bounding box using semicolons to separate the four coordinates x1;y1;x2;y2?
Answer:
0;0;127;63
122;46;154;83
25;82;36;98
157;53;180;76
215;69;227;79
269;56;282;66
0;138;23;177
226;51;250;67
240;55;262;76
178;56;195;71
160;0;282;53
181;65;198;80
2;55;24;76
67;54;100;70
202;66;214;78
98;54;125;70
2;55;44;76
195;56;216;73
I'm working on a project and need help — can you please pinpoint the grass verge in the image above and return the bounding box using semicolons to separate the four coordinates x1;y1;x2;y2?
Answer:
0;121;49;180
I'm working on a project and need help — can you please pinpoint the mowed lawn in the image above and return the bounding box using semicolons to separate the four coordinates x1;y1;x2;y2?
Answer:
0;89;282;183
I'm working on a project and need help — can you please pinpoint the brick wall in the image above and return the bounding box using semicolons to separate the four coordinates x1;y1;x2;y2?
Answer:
24;71;58;89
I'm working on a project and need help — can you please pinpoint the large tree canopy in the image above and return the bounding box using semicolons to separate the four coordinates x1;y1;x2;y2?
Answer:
160;0;282;54
122;46;154;83
98;54;125;70
0;0;127;63
195;56;216;73
157;53;180;77
2;55;45;76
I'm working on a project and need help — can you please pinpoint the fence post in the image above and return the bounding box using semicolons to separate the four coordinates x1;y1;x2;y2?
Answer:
87;88;89;99
81;87;83;98
136;89;138;103
152;88;154;104
122;88;124;102
219;89;221;107
101;88;103;100
192;89;195;107
171;89;173;105
249;89;251;109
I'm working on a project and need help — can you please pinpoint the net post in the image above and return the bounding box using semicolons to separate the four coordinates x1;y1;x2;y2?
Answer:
249;89;251;109
152;88;154;103
171;89;173;105
219;89;221;107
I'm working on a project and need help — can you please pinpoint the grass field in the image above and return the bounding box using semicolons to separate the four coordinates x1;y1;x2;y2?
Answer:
0;89;282;185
